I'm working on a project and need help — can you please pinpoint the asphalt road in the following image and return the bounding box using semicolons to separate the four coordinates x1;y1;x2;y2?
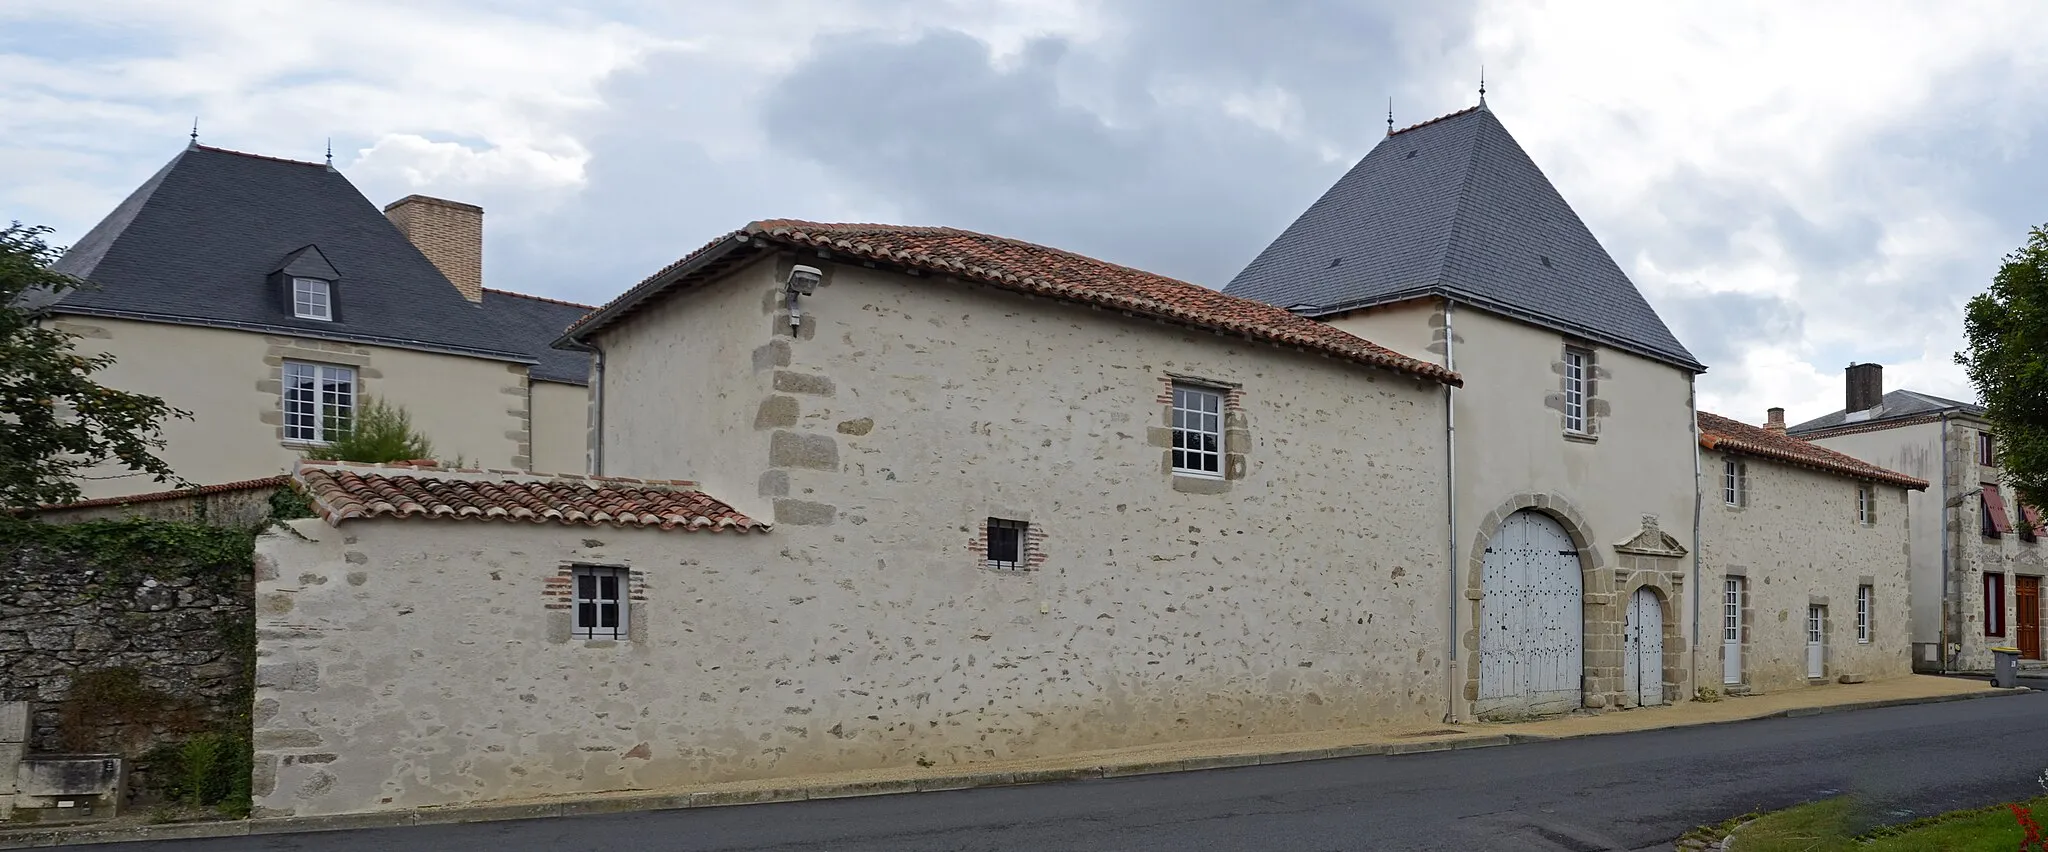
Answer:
113;690;2048;852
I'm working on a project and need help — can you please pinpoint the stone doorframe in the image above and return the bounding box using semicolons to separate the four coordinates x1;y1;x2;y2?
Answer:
1462;493;1612;713
1618;581;1687;707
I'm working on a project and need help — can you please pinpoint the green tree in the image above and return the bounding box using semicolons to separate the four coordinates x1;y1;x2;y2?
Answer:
301;396;435;464
1959;224;2048;511
0;223;188;508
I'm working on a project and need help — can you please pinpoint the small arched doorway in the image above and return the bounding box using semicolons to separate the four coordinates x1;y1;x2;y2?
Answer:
1477;510;1585;717
1624;587;1665;707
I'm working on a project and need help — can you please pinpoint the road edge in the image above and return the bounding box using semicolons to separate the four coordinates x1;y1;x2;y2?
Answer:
1;686;2028;848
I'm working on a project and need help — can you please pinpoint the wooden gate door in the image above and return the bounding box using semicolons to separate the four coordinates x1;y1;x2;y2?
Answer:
2018;576;2041;660
1624;587;1664;707
1478;510;1584;718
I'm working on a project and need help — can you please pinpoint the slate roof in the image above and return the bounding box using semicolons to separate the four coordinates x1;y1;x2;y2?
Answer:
1223;106;1702;372
1786;389;1984;436
559;221;1462;387
292;459;766;532
48;144;531;363
1698;411;1927;490
481;289;593;385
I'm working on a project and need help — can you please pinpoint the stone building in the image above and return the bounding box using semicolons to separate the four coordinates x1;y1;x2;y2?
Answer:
238;99;1931;817
1697;411;1924;693
1789;363;2046;671
39;142;593;500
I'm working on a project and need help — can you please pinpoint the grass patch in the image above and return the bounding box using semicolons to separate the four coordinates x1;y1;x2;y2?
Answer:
1732;795;2048;851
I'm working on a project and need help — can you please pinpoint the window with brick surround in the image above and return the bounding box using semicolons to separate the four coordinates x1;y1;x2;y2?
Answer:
572;565;629;640
985;518;1028;571
1856;584;1872;643
1723;459;1747;507
1986;573;2006;637
1171;385;1224;477
1562;346;1590;434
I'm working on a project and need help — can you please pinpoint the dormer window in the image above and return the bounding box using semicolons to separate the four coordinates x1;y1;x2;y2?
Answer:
293;277;333;321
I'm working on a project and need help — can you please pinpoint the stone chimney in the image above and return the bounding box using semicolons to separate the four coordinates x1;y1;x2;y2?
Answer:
384;195;483;302
1845;362;1883;413
1766;407;1786;433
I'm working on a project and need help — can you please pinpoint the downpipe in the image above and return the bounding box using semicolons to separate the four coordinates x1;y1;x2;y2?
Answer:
1689;374;1703;692
1443;300;1461;725
588;341;607;476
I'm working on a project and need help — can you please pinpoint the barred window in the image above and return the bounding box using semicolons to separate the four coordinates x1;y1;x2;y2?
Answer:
572;565;628;640
985;518;1028;571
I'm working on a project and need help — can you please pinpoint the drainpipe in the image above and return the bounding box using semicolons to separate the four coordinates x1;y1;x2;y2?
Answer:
1940;411;1954;671
588;341;607;476
1688;373;1703;691
1443;299;1460;725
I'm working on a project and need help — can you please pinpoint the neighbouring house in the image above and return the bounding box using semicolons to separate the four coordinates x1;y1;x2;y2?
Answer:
39;141;593;500
252;218;1461;816
1788;363;2048;671
1223;101;1706;717
1697;411;1924;693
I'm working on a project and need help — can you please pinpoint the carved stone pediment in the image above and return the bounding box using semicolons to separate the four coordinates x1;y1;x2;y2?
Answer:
1614;513;1688;558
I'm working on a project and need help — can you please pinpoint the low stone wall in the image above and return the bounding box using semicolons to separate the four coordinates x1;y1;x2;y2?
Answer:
31;477;286;529
0;520;254;777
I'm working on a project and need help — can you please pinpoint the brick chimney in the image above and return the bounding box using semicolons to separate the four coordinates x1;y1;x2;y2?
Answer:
1845;362;1883;413
1766;407;1786;433
384;195;483;302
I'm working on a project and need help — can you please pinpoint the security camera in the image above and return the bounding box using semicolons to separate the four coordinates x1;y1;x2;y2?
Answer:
786;264;823;295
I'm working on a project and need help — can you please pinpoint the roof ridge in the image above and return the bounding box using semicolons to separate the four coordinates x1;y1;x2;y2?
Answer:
1388;105;1483;137
748;220;1223;295
292;458;699;489
190;143;330;169
484;287;596;310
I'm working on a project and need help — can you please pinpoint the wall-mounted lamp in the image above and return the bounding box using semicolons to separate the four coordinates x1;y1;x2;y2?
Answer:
785;264;822;331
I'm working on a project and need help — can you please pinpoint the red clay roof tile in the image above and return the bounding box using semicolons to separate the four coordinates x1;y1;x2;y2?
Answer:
563;221;1460;387
291;460;767;532
1698;411;1928;490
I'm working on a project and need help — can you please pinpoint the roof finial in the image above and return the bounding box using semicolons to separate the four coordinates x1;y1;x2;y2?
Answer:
1387;97;1394;136
325;137;333;168
1478;66;1488;109
189;117;199;147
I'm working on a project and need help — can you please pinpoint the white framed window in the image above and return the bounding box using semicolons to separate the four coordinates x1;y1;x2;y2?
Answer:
986;518;1028;571
283;361;355;443
572;565;629;640
292;277;333;321
1562;347;1589;433
1723;459;1747;506
1856;485;1875;526
1723;579;1742;643
1171;384;1223;477
1856;584;1873;644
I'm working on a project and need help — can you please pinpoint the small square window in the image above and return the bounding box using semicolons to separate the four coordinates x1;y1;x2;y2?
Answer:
1171;385;1223;477
1562;347;1590;433
985;518;1028;571
293;277;333;321
572;565;629;640
1723;459;1746;507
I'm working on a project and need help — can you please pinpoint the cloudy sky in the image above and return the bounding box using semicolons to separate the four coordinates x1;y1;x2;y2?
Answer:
7;1;2046;426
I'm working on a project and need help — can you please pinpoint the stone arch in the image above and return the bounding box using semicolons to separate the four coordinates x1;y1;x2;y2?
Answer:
1462;493;1610;716
1617;577;1688;707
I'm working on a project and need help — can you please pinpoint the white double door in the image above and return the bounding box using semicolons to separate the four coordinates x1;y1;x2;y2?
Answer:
1478;511;1584;717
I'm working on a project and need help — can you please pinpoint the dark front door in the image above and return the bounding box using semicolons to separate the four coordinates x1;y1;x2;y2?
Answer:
2018;576;2041;661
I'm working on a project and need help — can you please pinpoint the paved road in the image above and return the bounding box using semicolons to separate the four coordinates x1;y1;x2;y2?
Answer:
115;691;2048;852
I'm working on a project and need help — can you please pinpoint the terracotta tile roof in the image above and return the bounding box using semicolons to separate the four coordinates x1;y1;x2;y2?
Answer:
560;222;1460;387
291;460;768;532
1698;411;1928;490
30;475;288;513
